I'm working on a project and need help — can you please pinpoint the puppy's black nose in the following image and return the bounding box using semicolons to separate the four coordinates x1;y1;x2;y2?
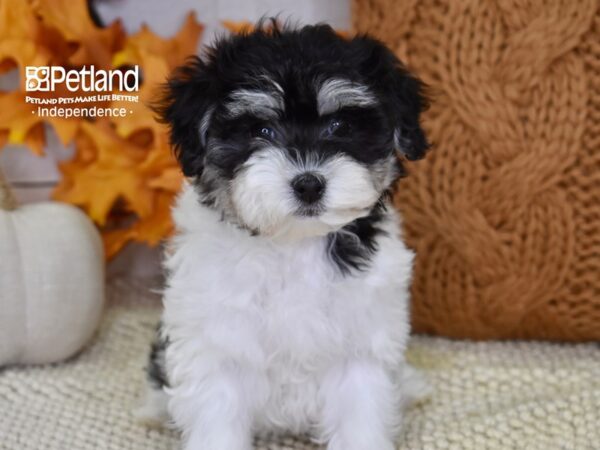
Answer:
291;173;325;204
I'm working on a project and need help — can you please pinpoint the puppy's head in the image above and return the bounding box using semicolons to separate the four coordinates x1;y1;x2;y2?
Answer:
159;22;428;240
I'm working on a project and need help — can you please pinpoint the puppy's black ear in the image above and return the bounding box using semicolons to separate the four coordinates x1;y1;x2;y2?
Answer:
156;57;218;177
356;37;429;161
388;70;429;161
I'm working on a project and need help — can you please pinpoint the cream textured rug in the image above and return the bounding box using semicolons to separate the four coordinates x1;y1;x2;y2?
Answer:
1;279;599;450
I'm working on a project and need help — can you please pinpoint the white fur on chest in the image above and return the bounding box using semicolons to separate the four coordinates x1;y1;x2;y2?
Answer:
161;185;415;435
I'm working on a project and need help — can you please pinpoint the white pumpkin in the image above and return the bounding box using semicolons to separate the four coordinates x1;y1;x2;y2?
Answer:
0;168;105;366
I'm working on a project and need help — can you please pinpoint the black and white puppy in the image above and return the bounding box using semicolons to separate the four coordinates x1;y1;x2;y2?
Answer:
139;21;430;450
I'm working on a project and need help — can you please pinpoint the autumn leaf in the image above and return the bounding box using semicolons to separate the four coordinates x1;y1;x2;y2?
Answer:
139;133;183;192
0;0;50;74
110;52;170;139
113;12;203;71
0;91;77;154
100;134;181;258
31;0;125;69
54;122;156;224
0;87;102;154
103;190;175;259
0;91;44;153
110;12;203;140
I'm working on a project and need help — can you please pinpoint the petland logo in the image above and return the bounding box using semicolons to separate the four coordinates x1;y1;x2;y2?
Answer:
25;66;140;92
25;65;140;119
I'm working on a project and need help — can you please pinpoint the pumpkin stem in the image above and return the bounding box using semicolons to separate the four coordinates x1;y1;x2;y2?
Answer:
0;166;18;211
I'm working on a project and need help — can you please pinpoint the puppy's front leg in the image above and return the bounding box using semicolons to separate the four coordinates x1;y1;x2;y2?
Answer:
319;360;400;450
168;355;265;450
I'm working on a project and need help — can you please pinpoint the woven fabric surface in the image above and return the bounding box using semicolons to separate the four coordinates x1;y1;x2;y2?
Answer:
353;0;600;340
1;279;599;449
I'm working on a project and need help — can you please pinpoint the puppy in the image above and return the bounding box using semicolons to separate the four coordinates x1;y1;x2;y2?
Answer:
140;21;430;450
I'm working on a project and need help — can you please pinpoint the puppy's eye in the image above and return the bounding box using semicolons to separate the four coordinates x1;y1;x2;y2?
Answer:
254;126;277;140
324;118;349;137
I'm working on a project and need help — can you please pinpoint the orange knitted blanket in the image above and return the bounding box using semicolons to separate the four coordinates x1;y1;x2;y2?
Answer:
353;0;600;340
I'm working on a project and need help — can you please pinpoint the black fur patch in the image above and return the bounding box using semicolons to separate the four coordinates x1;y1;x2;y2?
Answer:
146;323;169;389
327;198;388;274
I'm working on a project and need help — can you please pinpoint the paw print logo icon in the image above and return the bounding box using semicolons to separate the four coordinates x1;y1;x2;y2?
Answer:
25;67;51;92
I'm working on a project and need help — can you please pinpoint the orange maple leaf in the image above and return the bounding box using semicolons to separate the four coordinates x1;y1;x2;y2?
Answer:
110;52;170;139
113;12;203;71
0;90;81;154
103;190;175;259
31;0;125;69
0;0;49;74
0;91;46;154
110;13;203;140
138;133;183;193
54;122;156;224
100;134;182;258
0;86;109;154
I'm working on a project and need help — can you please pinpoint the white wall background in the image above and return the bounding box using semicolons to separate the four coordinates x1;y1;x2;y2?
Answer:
97;0;350;39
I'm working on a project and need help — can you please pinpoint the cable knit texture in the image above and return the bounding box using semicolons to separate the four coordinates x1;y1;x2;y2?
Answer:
0;279;599;449
353;0;600;340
